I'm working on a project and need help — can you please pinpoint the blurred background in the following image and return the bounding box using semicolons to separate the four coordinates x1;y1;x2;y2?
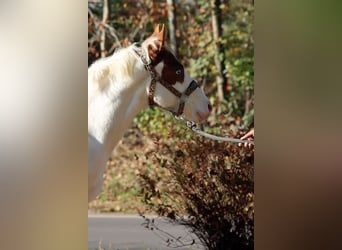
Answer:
3;0;340;249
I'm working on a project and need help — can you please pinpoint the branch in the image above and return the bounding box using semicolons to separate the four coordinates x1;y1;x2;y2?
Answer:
129;14;149;42
100;0;108;58
88;7;100;45
103;23;122;48
89;4;122;52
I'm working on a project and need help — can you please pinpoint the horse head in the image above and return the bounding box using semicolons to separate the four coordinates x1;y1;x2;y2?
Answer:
141;24;212;123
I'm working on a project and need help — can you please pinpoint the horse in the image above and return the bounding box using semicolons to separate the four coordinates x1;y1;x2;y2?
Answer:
88;24;212;202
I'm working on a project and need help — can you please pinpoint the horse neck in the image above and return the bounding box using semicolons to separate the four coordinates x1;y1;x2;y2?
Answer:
88;53;150;158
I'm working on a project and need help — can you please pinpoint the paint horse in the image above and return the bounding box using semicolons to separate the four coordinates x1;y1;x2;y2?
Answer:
88;24;212;202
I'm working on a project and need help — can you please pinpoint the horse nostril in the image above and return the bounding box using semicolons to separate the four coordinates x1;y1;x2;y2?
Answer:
208;103;212;112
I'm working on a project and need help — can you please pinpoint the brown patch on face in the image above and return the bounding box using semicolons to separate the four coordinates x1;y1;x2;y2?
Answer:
159;49;185;85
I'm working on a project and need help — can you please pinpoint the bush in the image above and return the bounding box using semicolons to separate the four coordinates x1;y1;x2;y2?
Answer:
136;119;254;250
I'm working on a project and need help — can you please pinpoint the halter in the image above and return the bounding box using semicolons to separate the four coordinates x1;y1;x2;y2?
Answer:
136;49;199;116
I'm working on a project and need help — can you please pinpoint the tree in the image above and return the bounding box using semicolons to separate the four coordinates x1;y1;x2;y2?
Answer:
167;0;178;56
100;0;109;58
211;0;228;101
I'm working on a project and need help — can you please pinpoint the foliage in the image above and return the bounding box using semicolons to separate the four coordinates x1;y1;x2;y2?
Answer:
223;1;254;125
136;122;254;250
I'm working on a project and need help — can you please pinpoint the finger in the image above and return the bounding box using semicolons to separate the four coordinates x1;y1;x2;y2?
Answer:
240;131;252;140
240;134;249;140
247;130;254;137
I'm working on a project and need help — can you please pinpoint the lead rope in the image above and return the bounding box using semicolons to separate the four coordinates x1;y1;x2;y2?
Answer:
175;116;254;145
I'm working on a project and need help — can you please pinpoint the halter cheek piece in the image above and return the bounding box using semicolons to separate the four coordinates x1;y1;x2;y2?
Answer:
136;49;199;117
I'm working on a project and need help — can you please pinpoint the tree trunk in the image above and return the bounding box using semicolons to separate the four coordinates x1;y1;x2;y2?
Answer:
167;0;177;56
211;0;227;101
100;0;109;58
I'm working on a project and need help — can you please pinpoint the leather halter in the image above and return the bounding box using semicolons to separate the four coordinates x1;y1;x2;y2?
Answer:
137;49;199;116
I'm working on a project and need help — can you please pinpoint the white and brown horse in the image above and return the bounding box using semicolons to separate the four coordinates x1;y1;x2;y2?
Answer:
88;24;211;202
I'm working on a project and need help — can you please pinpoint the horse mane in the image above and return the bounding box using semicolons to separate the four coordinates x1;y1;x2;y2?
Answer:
88;44;150;91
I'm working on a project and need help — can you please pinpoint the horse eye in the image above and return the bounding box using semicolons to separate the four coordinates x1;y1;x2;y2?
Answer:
175;69;182;75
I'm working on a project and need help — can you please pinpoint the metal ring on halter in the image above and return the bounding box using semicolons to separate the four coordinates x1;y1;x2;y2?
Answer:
179;93;189;104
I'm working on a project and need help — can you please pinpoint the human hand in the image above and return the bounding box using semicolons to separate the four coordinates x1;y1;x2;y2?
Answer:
239;129;254;149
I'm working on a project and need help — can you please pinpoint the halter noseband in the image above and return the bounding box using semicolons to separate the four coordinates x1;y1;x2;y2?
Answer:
137;50;199;117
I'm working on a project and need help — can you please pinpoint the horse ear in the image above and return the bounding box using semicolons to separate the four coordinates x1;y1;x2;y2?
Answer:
154;24;165;47
143;24;166;64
